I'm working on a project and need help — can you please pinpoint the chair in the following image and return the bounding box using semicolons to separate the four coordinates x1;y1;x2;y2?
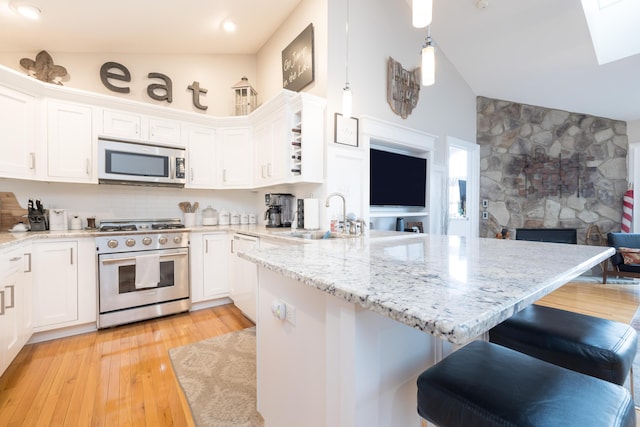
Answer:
489;304;637;387
416;340;635;427
603;232;640;284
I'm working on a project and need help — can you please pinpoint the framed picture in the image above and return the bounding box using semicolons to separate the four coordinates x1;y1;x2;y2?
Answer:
334;113;359;147
281;24;314;92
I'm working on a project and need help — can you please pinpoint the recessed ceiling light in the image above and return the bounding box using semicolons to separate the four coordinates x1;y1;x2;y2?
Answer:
223;21;237;32
9;1;42;20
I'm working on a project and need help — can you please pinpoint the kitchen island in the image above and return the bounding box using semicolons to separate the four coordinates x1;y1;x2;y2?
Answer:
240;233;614;427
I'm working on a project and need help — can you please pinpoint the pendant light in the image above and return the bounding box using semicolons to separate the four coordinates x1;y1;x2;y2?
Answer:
342;0;352;118
421;26;435;86
412;0;432;28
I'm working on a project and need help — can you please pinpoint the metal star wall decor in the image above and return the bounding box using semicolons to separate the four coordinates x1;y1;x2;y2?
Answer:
19;50;68;85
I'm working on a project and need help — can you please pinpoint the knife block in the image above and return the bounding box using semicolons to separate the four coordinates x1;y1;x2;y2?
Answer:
28;212;48;231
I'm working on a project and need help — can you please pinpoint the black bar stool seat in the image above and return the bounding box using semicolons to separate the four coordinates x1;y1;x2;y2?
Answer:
417;340;635;427
489;304;637;385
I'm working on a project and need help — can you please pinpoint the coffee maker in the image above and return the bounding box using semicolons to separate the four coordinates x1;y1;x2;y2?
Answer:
265;193;295;228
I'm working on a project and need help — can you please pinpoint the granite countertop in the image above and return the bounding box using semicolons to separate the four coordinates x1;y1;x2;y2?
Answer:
239;234;614;345
0;224;322;249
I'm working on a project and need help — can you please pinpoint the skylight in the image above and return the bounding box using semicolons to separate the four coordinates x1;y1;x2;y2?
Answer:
581;0;640;64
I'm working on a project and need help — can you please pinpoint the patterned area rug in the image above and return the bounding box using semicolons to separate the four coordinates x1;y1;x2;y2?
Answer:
629;308;640;407
169;327;263;427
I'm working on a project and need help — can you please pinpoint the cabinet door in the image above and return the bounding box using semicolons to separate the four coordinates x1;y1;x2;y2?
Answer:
185;125;217;189
32;241;78;328
202;234;230;299
149;118;182;145
230;234;258;322
218;128;252;188
254;115;289;186
0;86;39;179
47;100;94;182
103;110;142;139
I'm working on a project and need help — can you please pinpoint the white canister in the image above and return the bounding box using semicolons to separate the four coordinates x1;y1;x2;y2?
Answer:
249;213;257;224
70;215;82;230
218;208;230;225
202;206;218;226
230;212;240;225
240;212;249;224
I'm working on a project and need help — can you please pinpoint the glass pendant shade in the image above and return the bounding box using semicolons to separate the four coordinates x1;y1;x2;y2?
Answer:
342;87;352;119
412;0;432;28
421;45;435;86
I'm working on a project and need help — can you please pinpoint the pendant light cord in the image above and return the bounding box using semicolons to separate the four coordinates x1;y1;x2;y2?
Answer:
345;0;350;89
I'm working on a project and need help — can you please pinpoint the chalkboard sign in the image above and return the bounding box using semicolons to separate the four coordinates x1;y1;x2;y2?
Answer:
282;24;314;92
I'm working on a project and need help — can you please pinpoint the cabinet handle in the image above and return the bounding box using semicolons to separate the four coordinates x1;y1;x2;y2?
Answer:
70;248;74;265
231;239;235;254
190;168;194;182
25;253;31;273
267;163;272;177
5;285;14;309
29;152;35;170
86;158;90;175
205;240;208;253
261;165;266;179
0;290;4;316
223;169;227;182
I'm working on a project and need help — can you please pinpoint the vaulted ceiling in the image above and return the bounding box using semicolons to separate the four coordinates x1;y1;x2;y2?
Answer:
1;0;638;122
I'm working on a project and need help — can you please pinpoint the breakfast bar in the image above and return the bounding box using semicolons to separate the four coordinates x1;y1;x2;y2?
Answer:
240;233;615;427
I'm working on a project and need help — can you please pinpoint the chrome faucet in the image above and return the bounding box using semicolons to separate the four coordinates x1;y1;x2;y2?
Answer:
325;192;346;233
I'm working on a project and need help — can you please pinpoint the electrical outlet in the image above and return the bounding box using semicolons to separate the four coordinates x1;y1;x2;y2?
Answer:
283;300;296;326
482;211;489;220
482;199;489;208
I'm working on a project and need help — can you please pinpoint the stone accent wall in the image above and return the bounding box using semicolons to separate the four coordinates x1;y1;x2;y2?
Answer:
477;96;628;244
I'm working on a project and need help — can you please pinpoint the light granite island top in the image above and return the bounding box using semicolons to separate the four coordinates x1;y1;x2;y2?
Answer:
240;233;614;426
241;232;614;345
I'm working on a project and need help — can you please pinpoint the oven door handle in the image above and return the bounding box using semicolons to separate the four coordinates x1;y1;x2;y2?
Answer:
101;253;187;265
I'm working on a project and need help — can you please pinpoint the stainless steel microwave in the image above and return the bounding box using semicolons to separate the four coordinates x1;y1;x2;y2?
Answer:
98;139;186;187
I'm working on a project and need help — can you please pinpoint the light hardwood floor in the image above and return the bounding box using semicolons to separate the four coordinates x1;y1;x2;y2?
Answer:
0;282;639;426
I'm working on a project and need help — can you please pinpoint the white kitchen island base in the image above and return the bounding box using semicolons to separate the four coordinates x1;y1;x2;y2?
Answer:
257;267;451;427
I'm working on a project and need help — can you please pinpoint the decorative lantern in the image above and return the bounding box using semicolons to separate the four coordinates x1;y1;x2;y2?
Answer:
232;76;258;116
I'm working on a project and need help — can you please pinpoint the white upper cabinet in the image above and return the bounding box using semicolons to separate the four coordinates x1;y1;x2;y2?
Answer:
0;86;41;180
102;109;182;147
253;109;289;187
46;100;95;182
185;125;217;188
217;127;252;188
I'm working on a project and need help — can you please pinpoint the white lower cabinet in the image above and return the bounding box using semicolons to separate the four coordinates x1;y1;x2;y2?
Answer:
0;242;32;377
32;238;96;332
230;234;259;322
190;232;230;303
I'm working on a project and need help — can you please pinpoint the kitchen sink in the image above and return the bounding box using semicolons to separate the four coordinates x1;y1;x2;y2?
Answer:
278;230;354;240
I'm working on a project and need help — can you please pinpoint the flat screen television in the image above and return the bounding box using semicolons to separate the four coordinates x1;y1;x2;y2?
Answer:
370;148;427;207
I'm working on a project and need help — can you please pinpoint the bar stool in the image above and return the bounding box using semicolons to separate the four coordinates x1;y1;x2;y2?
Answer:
417;340;635;427
489;304;637;392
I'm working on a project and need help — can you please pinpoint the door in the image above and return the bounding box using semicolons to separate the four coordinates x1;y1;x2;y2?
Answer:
446;137;479;238
218;128;252;188
0;86;39;179
185;125;217;188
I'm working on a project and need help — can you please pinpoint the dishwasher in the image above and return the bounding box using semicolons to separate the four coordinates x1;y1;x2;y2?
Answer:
230;234;259;322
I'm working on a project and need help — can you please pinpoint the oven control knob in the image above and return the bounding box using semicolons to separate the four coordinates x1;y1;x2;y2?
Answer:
125;238;136;247
159;236;168;245
173;235;183;244
107;239;118;249
142;237;152;245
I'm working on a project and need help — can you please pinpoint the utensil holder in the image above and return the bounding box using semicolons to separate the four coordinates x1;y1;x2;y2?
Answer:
184;213;196;227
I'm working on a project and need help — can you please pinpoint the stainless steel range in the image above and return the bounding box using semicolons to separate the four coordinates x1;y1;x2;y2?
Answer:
96;218;190;328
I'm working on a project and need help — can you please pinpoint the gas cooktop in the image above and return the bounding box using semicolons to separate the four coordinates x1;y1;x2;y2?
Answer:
98;218;185;232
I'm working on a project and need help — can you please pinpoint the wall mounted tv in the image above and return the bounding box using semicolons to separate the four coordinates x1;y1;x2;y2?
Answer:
370;148;427;207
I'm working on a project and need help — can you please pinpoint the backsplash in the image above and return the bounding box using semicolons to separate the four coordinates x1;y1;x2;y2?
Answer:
0;179;313;227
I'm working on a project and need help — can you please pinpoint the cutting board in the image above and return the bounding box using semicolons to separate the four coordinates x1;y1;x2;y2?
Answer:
0;192;28;229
